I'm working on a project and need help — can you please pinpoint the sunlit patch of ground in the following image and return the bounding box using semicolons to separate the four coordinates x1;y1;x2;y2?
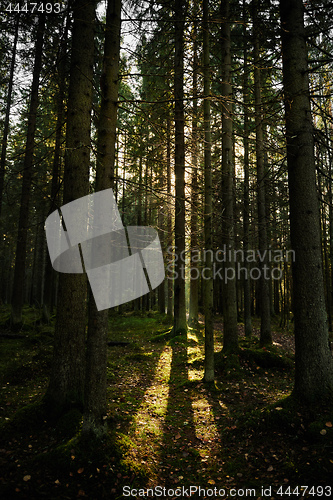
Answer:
125;346;173;475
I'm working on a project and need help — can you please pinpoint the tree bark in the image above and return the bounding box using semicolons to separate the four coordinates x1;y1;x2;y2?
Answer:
173;0;187;335
242;0;252;338
220;0;238;353
82;0;121;438
253;0;272;346
0;15;19;220
280;0;333;403
189;3;199;328
10;15;45;329
203;0;214;382
45;0;96;413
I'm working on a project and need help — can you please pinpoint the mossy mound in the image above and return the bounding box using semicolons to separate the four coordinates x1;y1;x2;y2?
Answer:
239;345;294;372
215;352;242;380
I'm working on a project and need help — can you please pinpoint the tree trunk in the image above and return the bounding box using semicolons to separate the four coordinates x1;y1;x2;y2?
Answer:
220;0;238;353
242;0;252;338
280;0;333;403
82;0;121;438
189;4;199;328
45;0;96;414
42;13;69;323
203;0;214;382
0;15;19;220
173;0;187;335
10;15;45;329
253;0;272;346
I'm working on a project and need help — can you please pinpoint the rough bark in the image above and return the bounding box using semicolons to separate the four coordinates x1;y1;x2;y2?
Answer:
42;13;69;323
253;0;272;346
280;0;333;403
45;0;96;413
10;15;45;329
242;0;252;338
173;0;187;335
203;0;214;382
82;0;121;438
0;15;19;220
189;5;199;328
220;0;238;353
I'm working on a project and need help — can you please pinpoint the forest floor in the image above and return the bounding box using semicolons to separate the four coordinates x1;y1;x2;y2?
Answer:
0;306;333;499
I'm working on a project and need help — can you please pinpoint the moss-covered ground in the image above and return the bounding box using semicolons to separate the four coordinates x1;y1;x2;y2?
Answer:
0;306;332;499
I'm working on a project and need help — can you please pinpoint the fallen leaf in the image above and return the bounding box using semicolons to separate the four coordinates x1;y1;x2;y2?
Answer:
325;422;332;428
77;468;84;474
267;466;273;472
320;429;327;435
23;475;31;482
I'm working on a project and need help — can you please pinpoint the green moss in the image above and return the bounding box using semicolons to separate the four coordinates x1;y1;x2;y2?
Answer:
0;401;47;435
55;408;83;438
215;352;242;379
239;346;294;371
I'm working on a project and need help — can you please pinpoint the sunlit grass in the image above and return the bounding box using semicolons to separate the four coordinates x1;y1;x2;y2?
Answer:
125;346;173;471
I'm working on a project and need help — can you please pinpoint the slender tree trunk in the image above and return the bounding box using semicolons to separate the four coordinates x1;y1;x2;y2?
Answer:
166;114;173;317
280;0;333;403
189;5;199;328
203;0;214;382
173;0;187;335
220;0;238;353
0;15;19;220
82;0;121;437
10;15;45;329
242;0;252;337
253;0;272;346
45;0;96;414
42;13;69;323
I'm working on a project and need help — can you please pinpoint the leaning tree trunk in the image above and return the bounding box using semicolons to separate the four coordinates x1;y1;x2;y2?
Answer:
45;0;96;414
280;0;333;404
220;0;238;353
173;0;187;335
82;0;121;438
10;15;45;329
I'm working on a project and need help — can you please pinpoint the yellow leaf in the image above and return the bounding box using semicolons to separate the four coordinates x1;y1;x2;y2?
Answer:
208;479;215;485
23;475;31;482
320;429;327;435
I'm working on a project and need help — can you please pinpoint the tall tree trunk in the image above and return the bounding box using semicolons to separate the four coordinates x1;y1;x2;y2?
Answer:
220;0;238;353
253;0;272;346
166;114;173;317
173;0;187;335
280;0;333;403
242;0;252;337
42;13;69;323
189;4;199;328
10;15;45;328
45;0;96;414
82;0;121;438
203;0;214;382
0;15;19;220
